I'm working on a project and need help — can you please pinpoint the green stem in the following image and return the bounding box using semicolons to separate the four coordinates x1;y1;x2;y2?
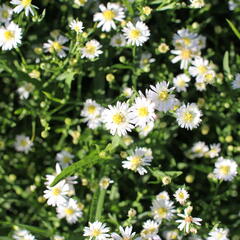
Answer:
31;120;36;142
95;188;106;221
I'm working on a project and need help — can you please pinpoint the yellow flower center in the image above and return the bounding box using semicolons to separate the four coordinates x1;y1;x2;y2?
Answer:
74;25;80;32
20;139;28;147
63;156;71;163
130;156;142;170
182;37;191;46
52;187;61;196
198;65;207;74
156;207;167;218
112;113;125;124
138;107;149;117
181;49;191;59
64;208;74;215
102;10;116;21
92;229;101;237
85;43;96;55
158;91;169;101
4;30;14;41
51;41;63;52
219;165;230;175
178;192;185;199
115;38;122;45
183;112;193;122
205;73;214;83
87;105;96;114
177;79;186;87
129;29;141;39
21;0;32;7
2;10;9;19
184;216;193;223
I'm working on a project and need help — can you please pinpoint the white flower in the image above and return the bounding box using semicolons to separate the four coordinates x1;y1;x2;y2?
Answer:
138;121;154;137
129;94;156;127
213;157;238;181
176;207;202;233
53;235;65;240
0;22;22;50
156;191;170;201
94;3;125;32
141;220;159;238
151;199;176;223
163;230;180;240
190;0;205;8
207;228;229;240
99;177;114;189
43;35;69;58
189;57;210;82
83;221;110;240
110;33;126;47
171;48;195;69
175;103;202;130
123;87;133;98
56;150;74;168
81;99;102;129
232;73;240;89
191;141;209;158
0;4;13;23
13;229;36;240
14;134;33;153
140;52;155;67
174;188;189;205
195;81;206;91
206;143;221;158
173;28;198;49
146;81;176;112
69;19;84;33
74;0;87;7
112;226;136;240
11;0;38;16
81;39;103;59
44;181;70;207
122;147;153;175
173;74;191;92
122;21;150;46
102;101;134;136
17;82;35;100
56;198;83;224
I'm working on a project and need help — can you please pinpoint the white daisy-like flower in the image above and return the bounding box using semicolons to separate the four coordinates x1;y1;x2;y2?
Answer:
129;94;156;127
110;33;126;47
83;221;110;240
151;199;176;223
156;191;170;201
213;157;238;181
44;180;70;207
93;3;125;32
13;229;36;240
174;188;189;205
176;207;202;233
141;220;159;238
138;121;154;137
81;39;103;59
123;87;133;98
191;141;209;158
74;0;87;7
69;19;84;33
206;143;221;158
173;28;198;49
53;235;65;240
43;35;69;58
189;57;210;82
146;81;176;112
56;150;74;168
207;228;229;240
232;73;240;89
0;4;13;23
17;82;35;100
173;74;191;92
102;101;134;136
190;0;205;8
99;177;114;189
140;52;155;67
122;21;150;46
112;226;136;240
163;229;180;240
11;0;38;17
56;198;83;224
0;22;22;50
81;99;102;129
171;48;195;69
195;81;206;91
122;147;153;175
14;134;33;153
175;103;202;130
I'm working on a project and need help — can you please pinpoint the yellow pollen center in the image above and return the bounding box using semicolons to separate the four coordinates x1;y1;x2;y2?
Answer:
182;37;191;46
198;65;207;74
92;229;101;237
51;41;63;52
87;105;96;114
21;0;32;7
52;187;61;196
4;30;14;41
178;192;185;199
64;208;74;215
156;207;167;218
112;113;125;124
138;107;149;117
219;165;230;175
20;139;28;147
158;91;169;101
183;112;193;122
63;156;71;163
181;49;191;59
129;29;141;39
85;43;96;55
177;79;186;87
2;10;9;19
184;216;193;223
102;10;115;21
130;156;142;170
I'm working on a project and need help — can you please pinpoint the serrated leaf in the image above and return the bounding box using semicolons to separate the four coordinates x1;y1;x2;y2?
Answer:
226;19;240;40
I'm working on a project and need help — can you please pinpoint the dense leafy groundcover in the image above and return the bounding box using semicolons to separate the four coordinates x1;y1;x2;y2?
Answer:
1;0;240;239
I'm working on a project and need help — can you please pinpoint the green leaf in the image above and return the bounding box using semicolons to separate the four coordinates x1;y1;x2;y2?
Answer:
149;168;182;181
57;71;76;91
226;19;240;40
223;51;231;76
0;237;12;240
111;64;134;70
